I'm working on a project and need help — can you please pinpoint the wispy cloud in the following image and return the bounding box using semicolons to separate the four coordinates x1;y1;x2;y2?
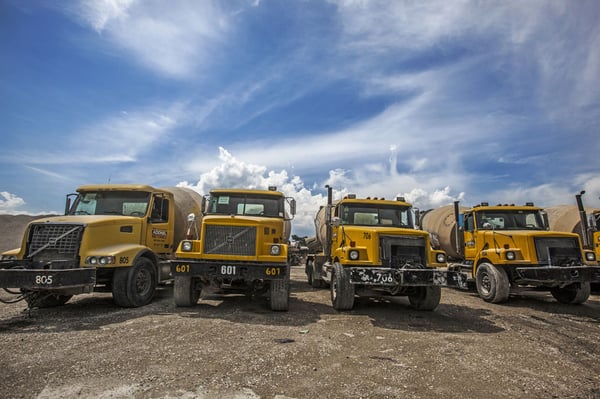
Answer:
66;0;229;79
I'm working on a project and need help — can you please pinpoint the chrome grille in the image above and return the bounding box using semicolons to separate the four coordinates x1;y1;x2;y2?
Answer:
28;223;83;259
203;225;257;256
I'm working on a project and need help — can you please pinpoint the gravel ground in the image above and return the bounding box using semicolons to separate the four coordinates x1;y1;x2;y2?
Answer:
0;216;599;398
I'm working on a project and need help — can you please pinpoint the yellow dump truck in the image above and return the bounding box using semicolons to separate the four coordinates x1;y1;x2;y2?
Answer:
421;202;600;304
546;191;600;263
171;187;296;311
0;184;203;308
305;186;467;311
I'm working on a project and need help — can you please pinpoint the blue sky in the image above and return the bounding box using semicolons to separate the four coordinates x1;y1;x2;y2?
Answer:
1;0;600;237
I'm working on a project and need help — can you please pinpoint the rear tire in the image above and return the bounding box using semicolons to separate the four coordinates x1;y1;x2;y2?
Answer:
112;257;157;307
331;262;354;310
408;286;441;311
551;282;590;304
307;259;324;288
475;262;509;303
174;275;200;307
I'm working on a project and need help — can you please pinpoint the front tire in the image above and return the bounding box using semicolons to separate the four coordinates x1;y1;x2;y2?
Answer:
174;275;200;307
475;262;509;303
551;282;590;304
331;262;354;310
408;286;441;311
270;278;290;311
112;257;157;307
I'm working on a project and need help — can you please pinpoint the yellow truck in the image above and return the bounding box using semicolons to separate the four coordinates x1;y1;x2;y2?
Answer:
0;184;203;308
305;186;467;311
421;201;600;304
546;191;600;263
171;187;296;311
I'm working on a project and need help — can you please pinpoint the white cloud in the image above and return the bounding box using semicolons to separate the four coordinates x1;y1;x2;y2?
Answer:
67;0;228;79
0;192;27;214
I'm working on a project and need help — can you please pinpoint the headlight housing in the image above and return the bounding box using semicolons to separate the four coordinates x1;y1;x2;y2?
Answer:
505;251;516;261
349;250;359;261
85;256;115;265
181;240;193;252
270;244;281;256
436;253;446;263
0;254;17;261
585;251;596;262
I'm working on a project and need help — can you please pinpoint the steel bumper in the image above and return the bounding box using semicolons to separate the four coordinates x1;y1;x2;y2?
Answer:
0;267;97;290
349;267;468;289
171;259;289;280
515;266;600;284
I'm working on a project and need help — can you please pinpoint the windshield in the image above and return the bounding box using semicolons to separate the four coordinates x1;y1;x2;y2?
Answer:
475;210;545;230
70;191;150;217
339;204;413;228
207;194;284;218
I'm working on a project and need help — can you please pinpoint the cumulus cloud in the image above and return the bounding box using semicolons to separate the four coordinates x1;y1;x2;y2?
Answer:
0;192;27;214
178;147;468;236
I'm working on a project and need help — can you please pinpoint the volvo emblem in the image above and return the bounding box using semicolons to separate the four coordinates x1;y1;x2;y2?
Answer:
226;236;234;245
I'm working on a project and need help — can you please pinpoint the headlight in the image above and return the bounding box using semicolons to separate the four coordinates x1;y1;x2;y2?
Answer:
0;255;17;261
349;250;359;261
585;252;596;261
436;253;446;263
270;244;281;256
181;241;193;252
87;256;98;265
99;256;115;265
505;251;516;261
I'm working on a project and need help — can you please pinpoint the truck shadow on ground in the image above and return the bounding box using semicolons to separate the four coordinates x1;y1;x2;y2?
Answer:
0;285;177;334
498;292;600;321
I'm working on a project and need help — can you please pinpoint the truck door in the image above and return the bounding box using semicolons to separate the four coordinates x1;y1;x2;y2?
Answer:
463;212;477;260
145;194;174;255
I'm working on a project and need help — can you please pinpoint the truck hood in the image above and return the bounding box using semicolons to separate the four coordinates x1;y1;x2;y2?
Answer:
28;215;144;227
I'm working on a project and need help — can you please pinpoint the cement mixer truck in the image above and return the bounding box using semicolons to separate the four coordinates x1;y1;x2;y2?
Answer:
0;184;203;308
421;202;600;304
546;191;600;263
171;187;296;311
305;186;467;311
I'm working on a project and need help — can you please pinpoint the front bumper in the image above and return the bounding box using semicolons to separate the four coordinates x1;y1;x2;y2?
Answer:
515;265;600;285
171;259;289;281
0;260;96;291
349;267;468;289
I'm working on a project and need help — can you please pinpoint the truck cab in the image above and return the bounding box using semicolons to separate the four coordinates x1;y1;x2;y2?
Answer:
171;187;296;311
0;184;203;308
454;202;600;304
306;187;467;311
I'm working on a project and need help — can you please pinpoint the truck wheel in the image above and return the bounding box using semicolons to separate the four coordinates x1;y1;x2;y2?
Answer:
270;277;290;311
307;260;324;288
22;291;73;308
112;257;157;307
475;262;509;303
408;286;441;311
550;282;590;304
331;262;354;310
174;275;200;307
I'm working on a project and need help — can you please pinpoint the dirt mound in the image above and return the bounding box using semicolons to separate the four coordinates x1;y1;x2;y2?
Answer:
0;214;56;252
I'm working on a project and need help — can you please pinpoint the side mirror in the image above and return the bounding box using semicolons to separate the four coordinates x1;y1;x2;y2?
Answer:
332;216;341;227
288;198;296;216
541;211;549;230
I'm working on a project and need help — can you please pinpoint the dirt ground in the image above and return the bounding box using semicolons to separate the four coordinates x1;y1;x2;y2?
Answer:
0;216;599;399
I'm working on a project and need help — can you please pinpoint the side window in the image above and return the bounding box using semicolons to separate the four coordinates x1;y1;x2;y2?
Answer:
151;196;169;223
466;213;474;231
